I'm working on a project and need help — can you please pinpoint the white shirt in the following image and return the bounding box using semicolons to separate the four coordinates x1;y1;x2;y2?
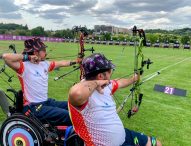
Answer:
17;61;55;104
69;81;125;146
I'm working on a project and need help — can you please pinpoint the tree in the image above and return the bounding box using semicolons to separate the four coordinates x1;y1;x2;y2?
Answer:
146;33;158;44
118;34;125;41
62;29;74;39
31;26;46;36
53;30;63;38
103;33;111;40
181;35;190;44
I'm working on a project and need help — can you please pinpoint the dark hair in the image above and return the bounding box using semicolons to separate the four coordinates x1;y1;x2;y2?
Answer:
22;51;34;55
23;37;47;54
85;69;110;80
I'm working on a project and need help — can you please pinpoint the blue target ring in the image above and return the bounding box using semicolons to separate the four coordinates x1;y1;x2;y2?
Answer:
8;128;34;146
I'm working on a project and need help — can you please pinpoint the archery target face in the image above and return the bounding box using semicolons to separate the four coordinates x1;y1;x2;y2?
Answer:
2;120;41;146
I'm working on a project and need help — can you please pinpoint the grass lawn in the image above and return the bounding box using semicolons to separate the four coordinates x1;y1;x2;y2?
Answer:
0;40;191;146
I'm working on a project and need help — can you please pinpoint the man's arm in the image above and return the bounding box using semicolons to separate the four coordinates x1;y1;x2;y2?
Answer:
116;74;139;89
54;58;82;69
69;80;109;107
2;53;39;72
2;53;23;72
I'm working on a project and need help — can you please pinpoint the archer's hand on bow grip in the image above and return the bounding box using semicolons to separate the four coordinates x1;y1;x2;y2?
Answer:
133;73;140;82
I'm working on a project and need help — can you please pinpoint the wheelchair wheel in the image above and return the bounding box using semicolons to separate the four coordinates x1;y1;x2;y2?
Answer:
65;133;84;146
0;114;44;146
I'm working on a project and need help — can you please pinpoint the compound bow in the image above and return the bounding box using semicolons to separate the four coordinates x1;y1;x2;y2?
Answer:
54;26;94;81
117;26;153;118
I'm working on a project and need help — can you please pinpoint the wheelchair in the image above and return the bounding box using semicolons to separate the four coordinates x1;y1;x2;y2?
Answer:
0;89;84;146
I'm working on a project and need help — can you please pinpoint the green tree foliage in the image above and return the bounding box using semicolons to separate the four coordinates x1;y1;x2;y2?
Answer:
0;23;28;30
14;29;31;36
146;28;191;36
181;35;190;44
103;33;111;40
118;34;125;41
31;26;47;36
0;23;191;45
62;29;74;39
0;29;6;34
146;33;158;44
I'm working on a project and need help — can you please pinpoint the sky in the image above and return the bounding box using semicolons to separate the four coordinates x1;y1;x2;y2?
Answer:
0;0;191;30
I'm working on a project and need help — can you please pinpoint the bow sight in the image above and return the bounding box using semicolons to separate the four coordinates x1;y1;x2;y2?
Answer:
142;58;153;69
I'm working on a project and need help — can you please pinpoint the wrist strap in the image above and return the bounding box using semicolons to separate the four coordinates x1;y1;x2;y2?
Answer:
70;61;76;66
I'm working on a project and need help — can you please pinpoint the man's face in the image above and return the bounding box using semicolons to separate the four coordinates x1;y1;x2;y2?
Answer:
102;69;113;80
34;48;47;61
38;48;47;61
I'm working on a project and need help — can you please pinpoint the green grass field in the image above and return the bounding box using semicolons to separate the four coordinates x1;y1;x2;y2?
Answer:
0;40;191;146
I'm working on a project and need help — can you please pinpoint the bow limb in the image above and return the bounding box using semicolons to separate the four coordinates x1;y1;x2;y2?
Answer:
0;44;17;88
79;30;85;80
54;26;94;81
78;27;95;80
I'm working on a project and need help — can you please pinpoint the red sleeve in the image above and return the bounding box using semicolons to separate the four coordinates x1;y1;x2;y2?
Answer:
111;80;119;95
17;61;24;75
48;61;55;72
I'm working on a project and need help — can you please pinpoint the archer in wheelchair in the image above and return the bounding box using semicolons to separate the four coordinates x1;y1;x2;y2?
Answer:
2;37;82;126
0;37;83;145
0;88;84;146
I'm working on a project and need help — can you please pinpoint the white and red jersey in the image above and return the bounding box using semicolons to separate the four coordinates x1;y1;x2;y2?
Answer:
17;61;55;105
68;80;125;146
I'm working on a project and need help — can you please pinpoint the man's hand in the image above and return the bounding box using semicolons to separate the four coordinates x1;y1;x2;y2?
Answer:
30;55;40;64
134;73;139;82
95;80;110;94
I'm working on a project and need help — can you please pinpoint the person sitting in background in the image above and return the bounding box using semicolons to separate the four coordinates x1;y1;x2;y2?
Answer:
2;37;81;126
68;53;162;146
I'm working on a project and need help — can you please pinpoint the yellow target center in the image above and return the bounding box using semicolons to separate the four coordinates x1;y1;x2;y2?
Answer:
14;137;26;146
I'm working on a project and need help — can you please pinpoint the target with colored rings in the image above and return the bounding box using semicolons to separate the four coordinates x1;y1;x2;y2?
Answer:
0;115;43;146
8;128;34;146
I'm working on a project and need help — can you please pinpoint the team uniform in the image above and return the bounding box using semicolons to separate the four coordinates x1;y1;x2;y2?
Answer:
17;61;72;126
69;80;148;146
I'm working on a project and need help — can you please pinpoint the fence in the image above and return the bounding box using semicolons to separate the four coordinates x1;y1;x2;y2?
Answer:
0;35;64;42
